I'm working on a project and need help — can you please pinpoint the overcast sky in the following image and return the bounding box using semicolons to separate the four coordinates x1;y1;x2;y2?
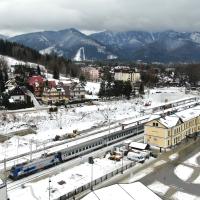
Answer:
0;0;200;36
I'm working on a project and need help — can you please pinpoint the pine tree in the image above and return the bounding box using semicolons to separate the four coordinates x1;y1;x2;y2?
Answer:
98;81;106;98
139;83;145;95
79;74;86;86
53;66;60;79
123;81;132;99
0;70;5;93
37;65;41;75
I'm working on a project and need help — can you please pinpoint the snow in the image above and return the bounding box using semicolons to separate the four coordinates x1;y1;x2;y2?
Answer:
0;87;195;164
82;182;162;200
176;106;200;122
148;181;170;196
39;46;55;54
184;152;200;167
174;164;194;181
73;47;86;61
85;82;100;95
129;142;148;150
8;158;132;200
120;182;162;200
193;175;200;184
172;191;198;200
159;115;179;128
1;55;46;71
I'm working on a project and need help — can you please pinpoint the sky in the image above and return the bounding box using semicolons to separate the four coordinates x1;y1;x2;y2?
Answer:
0;0;200;36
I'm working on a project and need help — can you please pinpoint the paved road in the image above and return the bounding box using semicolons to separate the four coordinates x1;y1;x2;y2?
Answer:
121;137;200;199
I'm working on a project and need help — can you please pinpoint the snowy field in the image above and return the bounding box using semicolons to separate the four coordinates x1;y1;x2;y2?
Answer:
0;87;195;161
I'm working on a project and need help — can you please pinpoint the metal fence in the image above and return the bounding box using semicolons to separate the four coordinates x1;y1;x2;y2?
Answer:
56;162;135;200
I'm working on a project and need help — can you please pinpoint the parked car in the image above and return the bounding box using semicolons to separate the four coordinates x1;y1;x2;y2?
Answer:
127;152;145;163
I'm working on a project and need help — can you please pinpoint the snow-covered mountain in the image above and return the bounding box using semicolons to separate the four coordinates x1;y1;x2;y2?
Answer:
0;34;7;40
9;28;117;61
91;30;200;62
8;29;200;62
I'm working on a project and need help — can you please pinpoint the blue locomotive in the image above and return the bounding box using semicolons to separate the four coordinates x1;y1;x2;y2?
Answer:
9;152;62;180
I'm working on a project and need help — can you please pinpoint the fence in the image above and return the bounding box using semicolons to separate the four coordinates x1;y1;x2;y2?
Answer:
56;161;135;200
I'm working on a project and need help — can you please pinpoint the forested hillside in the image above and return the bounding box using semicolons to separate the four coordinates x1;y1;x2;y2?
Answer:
0;39;80;77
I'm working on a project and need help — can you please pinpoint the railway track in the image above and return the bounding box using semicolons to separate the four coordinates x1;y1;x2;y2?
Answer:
7;134;144;191
0;97;198;173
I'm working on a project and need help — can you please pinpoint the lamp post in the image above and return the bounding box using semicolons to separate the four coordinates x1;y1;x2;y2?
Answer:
48;178;51;200
88;157;94;190
121;151;124;174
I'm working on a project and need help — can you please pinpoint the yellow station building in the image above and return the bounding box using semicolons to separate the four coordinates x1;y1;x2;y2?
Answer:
144;106;200;149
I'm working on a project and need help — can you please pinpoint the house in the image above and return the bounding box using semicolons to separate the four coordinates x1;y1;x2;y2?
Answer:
42;86;67;105
144;106;200;150
70;82;86;99
8;86;28;103
4;85;33;109
114;67;141;83
5;78;17;91
27;75;44;97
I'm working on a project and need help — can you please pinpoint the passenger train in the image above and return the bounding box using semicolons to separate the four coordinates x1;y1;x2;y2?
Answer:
9;123;144;180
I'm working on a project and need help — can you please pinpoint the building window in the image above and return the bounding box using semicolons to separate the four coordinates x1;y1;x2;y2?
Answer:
153;123;155;126
168;140;170;146
156;123;158;127
168;131;170;137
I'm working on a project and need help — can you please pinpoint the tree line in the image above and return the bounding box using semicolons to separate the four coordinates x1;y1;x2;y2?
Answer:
98;69;133;99
0;39;80;78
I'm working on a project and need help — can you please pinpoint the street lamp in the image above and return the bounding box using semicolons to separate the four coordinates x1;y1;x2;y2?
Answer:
88;157;94;190
121;151;124;174
48;178;51;200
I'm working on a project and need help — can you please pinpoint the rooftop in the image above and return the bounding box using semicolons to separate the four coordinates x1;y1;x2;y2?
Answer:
82;182;162;200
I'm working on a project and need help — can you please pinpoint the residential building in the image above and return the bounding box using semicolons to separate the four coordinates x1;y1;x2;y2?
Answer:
144;106;200;149
70;82;86;99
27;75;44;97
8;86;28;103
114;68;141;83
42;87;67;104
81;67;100;82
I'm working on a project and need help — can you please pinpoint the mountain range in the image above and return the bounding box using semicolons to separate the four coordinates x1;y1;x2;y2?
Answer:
0;34;7;40
4;29;200;62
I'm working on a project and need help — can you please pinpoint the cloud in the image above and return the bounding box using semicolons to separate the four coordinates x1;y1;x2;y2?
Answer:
0;0;200;36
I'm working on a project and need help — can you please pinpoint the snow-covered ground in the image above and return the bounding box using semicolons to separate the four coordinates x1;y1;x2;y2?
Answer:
172;191;198;200
8;157;131;200
1;55;46;72
148;181;170;196
174;164;194;181
0;87;195;161
184;152;200;167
